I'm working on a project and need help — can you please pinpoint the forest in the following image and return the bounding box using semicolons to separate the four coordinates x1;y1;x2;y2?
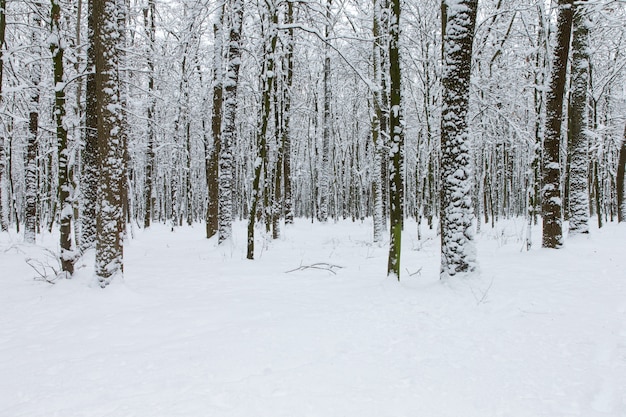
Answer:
2;0;626;415
0;0;625;283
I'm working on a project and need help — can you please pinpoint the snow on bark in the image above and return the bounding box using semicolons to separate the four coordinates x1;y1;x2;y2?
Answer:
440;0;478;278
318;0;333;223
81;0;98;250
218;0;243;244
94;0;126;286
386;0;403;279
25;10;41;244
542;0;573;248
51;0;75;275
567;4;590;236
617;124;626;223
206;4;224;239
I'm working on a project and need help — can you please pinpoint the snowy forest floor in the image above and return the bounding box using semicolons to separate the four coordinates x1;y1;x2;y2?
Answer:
1;218;626;417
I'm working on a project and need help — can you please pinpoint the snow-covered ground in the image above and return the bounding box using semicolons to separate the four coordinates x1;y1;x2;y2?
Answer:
1;218;625;417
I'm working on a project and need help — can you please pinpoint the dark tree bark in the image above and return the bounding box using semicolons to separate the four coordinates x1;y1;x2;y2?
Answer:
542;0;573;248
283;0;294;225
206;4;224;238
25;8;42;244
51;0;75;275
143;0;156;229
386;0;403;279
247;0;277;259
617;124;626;223
440;0;478;277
567;2;590;235
82;0;98;250
0;0;5;231
218;0;243;244
94;0;126;285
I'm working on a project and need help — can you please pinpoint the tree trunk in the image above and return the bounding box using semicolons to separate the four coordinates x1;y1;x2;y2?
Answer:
0;0;6;231
318;0;332;223
94;0;126;286
386;0;403;279
542;0;573;248
206;4;224;238
25;8;42;244
218;0;243;244
247;0;277;259
440;0;478;277
51;0;75;276
567;2;590;235
143;0;156;229
617;124;626;222
283;0;294;225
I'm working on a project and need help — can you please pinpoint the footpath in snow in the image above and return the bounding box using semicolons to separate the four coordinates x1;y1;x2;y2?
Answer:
1;219;625;417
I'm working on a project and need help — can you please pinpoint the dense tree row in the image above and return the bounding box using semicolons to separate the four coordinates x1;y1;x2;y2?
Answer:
0;0;625;284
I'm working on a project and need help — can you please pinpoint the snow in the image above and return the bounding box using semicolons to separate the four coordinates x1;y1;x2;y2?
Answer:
1;219;626;416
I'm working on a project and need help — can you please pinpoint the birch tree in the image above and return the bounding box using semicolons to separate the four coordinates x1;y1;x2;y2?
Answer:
0;0;6;232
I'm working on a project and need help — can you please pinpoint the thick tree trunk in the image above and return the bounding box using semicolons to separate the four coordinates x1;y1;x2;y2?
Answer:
94;0;126;285
218;0;243;244
206;4;224;238
440;0;478;277
371;0;385;244
542;0;573;248
567;3;590;235
81;0;98;250
386;0;403;279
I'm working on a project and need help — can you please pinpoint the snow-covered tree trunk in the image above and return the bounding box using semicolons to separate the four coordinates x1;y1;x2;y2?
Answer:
51;0;75;276
318;0;332;223
567;2;590;235
542;0;573;248
386;0;403;279
282;0;294;225
0;0;7;232
440;0;478;278
247;0;277;259
25;8;42;244
94;0;126;286
206;4;223;239
218;0;243;244
371;0;385;244
617;124;626;223
81;0;98;250
143;0;156;230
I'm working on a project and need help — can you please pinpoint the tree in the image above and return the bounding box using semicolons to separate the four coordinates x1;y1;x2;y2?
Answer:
318;0;332;223
81;0;98;251
440;0;478;277
247;0;278;259
143;0;157;230
206;4;224;239
567;1;590;235
617;124;626;222
25;6;42;244
542;0;574;248
218;0;244;244
0;0;5;232
94;0;126;286
51;0;75;275
386;0;403;279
